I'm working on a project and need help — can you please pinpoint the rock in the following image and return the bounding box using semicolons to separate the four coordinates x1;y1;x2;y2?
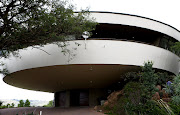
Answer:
152;92;160;100
103;90;123;108
107;90;123;102
103;101;109;107
98;110;102;112
94;106;98;110
156;85;161;91
161;89;169;98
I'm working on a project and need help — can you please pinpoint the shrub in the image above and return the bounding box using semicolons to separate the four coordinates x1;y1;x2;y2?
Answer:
169;102;180;114
171;75;180;105
112;82;168;115
140;61;158;102
111;62;172;115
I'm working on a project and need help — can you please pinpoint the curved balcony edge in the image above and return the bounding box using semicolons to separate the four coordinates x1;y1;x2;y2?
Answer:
3;40;179;75
89;12;180;41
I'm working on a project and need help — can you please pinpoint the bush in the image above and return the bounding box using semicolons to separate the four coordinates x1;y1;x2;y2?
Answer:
169;102;180;114
140;61;158;101
43;100;53;107
110;62;172;115
112;82;168;115
169;74;180;106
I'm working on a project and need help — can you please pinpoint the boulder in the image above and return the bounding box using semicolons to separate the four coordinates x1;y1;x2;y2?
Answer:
156;85;161;91
103;101;109;107
152;92;160;100
161;89;169;98
94;106;98;110
103;90;123;108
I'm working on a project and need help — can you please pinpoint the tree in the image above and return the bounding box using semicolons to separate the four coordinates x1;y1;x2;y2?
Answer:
18;100;24;107
43;100;53;107
140;61;158;101
0;101;2;106
170;42;180;56
11;103;15;108
6;103;10;108
0;0;97;75
171;75;180;105
0;0;47;56
24;99;30;107
0;0;97;58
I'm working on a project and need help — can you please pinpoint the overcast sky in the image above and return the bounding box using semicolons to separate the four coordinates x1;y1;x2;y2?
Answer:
1;0;180;101
73;0;180;30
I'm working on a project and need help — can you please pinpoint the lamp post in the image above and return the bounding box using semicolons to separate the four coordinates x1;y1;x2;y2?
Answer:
82;31;90;49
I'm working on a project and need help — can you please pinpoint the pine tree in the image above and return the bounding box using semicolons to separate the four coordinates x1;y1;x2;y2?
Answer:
24;99;31;107
18;100;24;107
141;61;158;102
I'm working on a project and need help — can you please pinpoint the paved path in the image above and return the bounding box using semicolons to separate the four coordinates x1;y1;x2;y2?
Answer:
0;107;105;115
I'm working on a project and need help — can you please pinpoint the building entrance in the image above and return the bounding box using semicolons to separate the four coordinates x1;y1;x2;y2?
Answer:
70;90;89;106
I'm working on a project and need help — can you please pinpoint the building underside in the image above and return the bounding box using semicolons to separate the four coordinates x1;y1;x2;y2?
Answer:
3;12;180;107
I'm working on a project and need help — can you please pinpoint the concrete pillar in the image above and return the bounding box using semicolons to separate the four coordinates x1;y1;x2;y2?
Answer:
54;90;70;107
65;90;70;107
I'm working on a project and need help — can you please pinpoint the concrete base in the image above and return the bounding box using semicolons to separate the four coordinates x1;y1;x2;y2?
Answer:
54;89;106;107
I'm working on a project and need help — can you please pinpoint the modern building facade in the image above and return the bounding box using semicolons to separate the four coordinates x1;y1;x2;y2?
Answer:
3;12;180;107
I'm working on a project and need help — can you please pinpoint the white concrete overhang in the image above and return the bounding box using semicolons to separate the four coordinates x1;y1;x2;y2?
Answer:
88;12;180;41
3;40;180;92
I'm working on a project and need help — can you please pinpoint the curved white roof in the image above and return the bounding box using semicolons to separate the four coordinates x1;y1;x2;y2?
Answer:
89;12;180;41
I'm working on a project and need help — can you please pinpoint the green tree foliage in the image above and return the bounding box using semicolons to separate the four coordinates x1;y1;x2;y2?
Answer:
164;74;180;114
17;99;31;107
24;99;31;107
170;42;180;56
6;103;10;108
0;101;2;106
43;100;53;107
140;61;158;101
11;103;15;108
112;82;167;115
18;100;24;107
0;0;97;58
0;0;97;75
171;75;180;105
156;72;172;85
0;101;15;109
110;61;171;115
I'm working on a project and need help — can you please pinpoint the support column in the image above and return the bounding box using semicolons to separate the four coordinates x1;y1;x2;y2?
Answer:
54;90;70;107
65;90;70;107
89;88;105;106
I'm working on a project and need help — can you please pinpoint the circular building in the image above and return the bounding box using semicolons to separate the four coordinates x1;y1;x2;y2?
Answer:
3;12;180;107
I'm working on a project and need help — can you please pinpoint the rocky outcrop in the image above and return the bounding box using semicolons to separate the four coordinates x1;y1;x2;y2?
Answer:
152;92;160;100
152;85;171;102
103;90;123;108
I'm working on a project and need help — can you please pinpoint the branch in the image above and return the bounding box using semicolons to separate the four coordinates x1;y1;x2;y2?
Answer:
32;46;51;55
4;0;16;17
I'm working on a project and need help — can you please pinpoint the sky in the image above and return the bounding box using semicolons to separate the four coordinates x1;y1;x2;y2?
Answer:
1;0;180;101
72;0;180;30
